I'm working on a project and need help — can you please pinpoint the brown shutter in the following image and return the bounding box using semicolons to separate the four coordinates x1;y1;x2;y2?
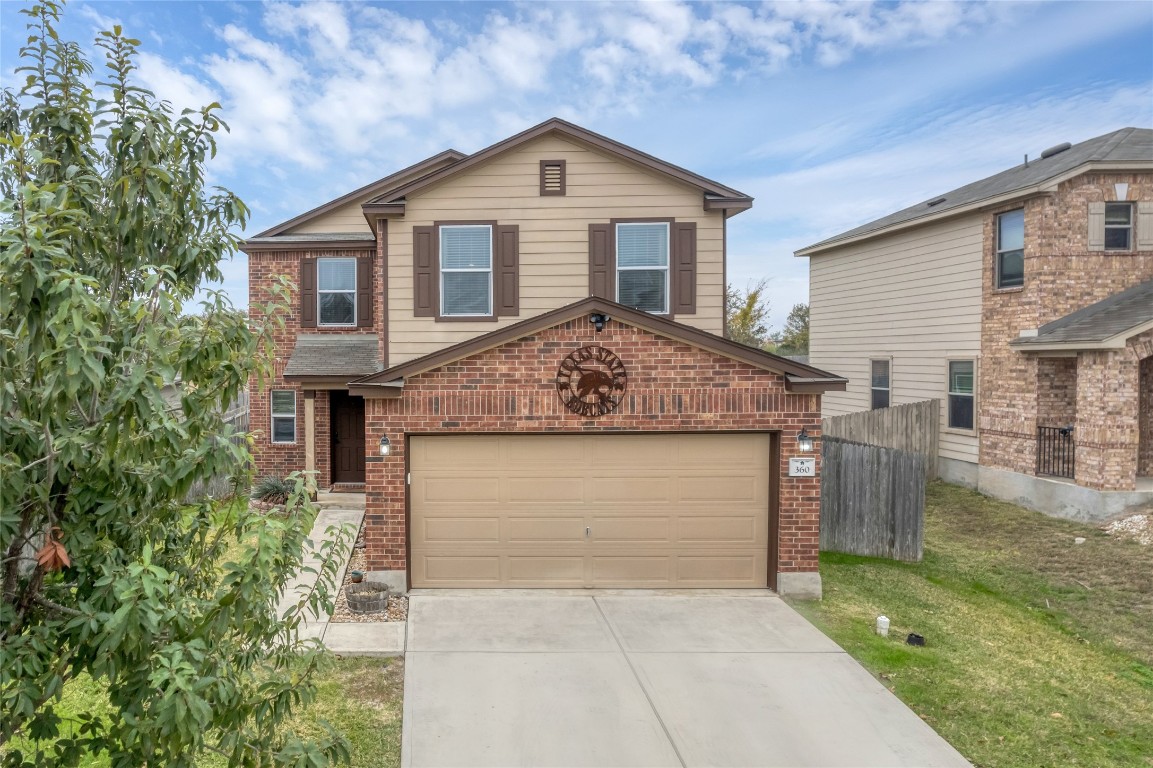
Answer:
495;224;519;316
671;221;697;315
1136;201;1153;250
356;255;373;327
588;223;613;299
300;257;317;328
413;226;436;317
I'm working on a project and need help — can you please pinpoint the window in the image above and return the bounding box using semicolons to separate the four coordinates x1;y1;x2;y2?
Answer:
996;209;1024;288
870;359;890;410
440;225;493;317
948;361;975;431
318;258;356;325
616;222;669;314
1105;203;1132;250
540;160;565;196
271;390;296;444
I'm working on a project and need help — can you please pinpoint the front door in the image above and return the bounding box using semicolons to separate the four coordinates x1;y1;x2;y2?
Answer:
330;391;366;484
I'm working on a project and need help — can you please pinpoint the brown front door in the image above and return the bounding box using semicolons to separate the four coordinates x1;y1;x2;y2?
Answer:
330;391;366;484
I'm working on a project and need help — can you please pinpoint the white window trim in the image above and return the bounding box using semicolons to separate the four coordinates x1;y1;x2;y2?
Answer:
439;224;493;318
870;358;891;410
945;358;977;435
270;389;297;444
995;209;1025;289
1104;202;1133;252
615;221;670;315
317;257;357;327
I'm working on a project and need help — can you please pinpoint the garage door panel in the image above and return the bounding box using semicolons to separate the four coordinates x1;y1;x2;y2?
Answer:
507;556;584;583
591;516;670;542
589;476;672;503
423;517;501;543
508;476;584;503
592;556;670;584
410;434;772;588
506;517;585;542
679;516;758;543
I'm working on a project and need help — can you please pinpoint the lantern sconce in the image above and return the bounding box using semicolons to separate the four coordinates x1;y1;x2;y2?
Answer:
379;435;391;456
797;427;815;453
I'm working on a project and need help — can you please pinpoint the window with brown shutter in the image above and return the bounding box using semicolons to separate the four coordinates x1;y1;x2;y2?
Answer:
540;160;566;196
413;223;517;320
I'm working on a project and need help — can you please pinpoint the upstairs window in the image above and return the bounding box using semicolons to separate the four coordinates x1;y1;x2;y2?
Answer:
270;390;297;444
616;222;669;314
996;209;1024;288
948;360;975;431
317;258;357;326
440;224;492;317
1105;203;1132;250
870;359;890;410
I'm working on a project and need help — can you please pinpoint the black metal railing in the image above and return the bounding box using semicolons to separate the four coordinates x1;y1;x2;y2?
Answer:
1037;426;1075;479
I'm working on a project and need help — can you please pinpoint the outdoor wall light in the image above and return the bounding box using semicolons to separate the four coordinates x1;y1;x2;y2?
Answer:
378;435;391;456
589;313;609;332
797;427;815;453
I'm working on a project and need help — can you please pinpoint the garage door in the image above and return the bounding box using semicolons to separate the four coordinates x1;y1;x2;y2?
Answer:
409;433;773;588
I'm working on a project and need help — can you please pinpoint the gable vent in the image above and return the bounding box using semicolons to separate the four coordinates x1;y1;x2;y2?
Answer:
1040;142;1071;159
540;160;566;196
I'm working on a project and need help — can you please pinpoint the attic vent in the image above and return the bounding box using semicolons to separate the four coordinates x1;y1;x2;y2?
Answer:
1040;142;1072;159
540;160;566;196
927;197;946;207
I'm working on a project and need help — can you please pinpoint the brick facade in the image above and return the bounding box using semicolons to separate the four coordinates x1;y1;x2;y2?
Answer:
979;173;1153;491
362;314;823;582
247;246;381;488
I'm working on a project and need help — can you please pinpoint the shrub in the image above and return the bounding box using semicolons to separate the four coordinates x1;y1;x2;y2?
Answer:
251;475;295;506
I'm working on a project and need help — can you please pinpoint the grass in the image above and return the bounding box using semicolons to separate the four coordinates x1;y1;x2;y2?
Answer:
6;657;404;768
789;481;1153;768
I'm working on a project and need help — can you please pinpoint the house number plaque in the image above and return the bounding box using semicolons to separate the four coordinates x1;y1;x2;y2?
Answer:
555;346;627;418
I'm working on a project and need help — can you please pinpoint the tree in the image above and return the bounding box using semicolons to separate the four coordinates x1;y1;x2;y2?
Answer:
725;279;772;348
1;4;349;766
773;303;810;356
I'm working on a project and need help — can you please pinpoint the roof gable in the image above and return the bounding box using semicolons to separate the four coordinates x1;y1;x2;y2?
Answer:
363;118;752;212
798;127;1153;256
349;297;845;396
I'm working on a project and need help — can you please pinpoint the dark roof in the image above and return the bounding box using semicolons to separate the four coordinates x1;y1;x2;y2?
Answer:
364;117;753;211
247;149;466;240
283;335;382;379
1010;279;1153;349
800;127;1153;254
349;297;845;396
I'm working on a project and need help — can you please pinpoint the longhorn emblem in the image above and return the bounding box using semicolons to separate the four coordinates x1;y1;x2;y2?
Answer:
556;346;627;418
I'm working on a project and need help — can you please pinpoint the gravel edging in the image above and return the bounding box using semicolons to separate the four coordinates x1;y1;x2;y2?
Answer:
331;526;408;623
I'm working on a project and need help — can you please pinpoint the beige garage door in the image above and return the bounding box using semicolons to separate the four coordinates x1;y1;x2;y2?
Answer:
409;433;773;588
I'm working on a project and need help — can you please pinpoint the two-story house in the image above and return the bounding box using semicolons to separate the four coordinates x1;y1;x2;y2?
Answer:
242;119;846;598
799;127;1152;521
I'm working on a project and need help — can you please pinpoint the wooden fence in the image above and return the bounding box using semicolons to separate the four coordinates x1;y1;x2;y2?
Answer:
822;399;939;479
820;437;925;562
184;392;251;501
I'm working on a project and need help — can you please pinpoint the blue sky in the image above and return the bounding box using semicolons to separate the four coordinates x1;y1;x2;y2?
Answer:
2;0;1151;330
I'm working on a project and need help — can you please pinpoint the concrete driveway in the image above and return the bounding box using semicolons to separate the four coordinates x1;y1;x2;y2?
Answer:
401;591;970;768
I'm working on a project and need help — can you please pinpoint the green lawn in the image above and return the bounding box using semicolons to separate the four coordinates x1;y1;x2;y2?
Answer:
790;481;1153;768
6;656;404;768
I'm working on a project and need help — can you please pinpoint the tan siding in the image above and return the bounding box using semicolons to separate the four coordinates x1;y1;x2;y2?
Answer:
387;135;724;363
808;214;983;464
288;199;372;234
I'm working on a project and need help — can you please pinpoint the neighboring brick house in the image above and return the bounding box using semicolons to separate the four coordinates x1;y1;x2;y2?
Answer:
799;127;1153;521
242;118;846;597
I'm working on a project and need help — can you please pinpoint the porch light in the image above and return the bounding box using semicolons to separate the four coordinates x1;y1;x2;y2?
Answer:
797;427;815;453
378;435;391;456
590;313;609;332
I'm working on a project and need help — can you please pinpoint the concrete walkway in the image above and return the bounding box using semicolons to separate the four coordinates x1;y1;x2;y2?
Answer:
278;493;406;656
402;591;971;768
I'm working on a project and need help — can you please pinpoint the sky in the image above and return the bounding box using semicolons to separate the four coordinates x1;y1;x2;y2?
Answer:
2;0;1151;331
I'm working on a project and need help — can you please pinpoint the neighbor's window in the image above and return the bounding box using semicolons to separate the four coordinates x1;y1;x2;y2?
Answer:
996;209;1024;288
318;258;356;326
948;361;975;431
616;222;669;314
871;359;890;410
1105;203;1133;250
440;225;492;316
271;390;297;444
